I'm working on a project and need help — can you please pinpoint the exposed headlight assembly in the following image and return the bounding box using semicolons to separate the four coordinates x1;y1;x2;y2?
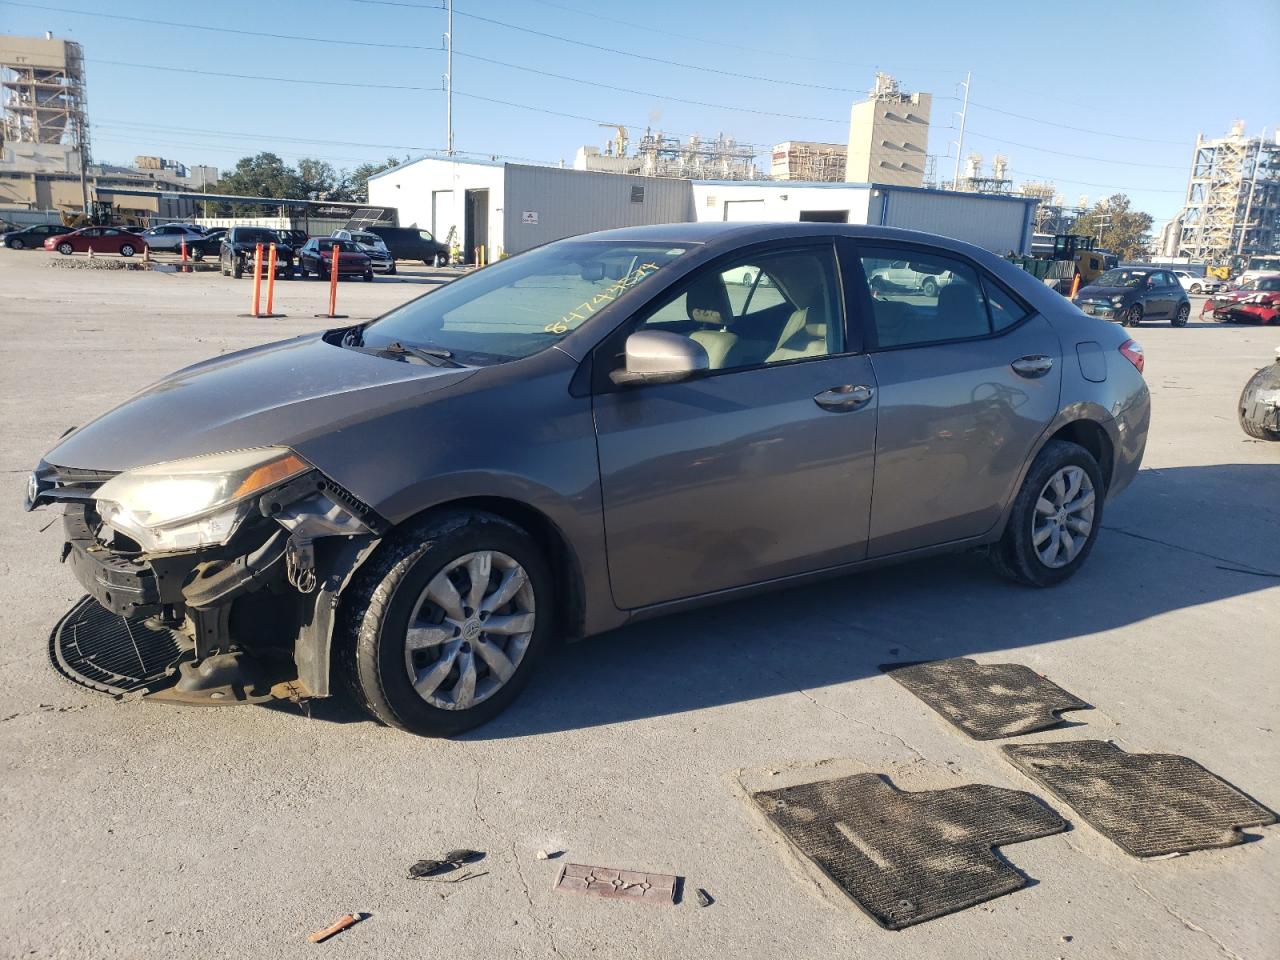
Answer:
95;447;309;553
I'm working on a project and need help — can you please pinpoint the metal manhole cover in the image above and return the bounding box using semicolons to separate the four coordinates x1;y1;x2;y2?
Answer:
752;773;1065;929
1003;740;1276;857
49;595;184;696
882;658;1090;739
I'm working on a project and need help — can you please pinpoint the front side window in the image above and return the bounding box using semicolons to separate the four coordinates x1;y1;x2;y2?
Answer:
861;247;1017;348
360;240;688;365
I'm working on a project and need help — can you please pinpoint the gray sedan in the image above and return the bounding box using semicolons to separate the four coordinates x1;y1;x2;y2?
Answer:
25;223;1150;736
1072;266;1191;327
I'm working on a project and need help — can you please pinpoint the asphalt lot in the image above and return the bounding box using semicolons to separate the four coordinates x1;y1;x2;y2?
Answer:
0;249;1276;959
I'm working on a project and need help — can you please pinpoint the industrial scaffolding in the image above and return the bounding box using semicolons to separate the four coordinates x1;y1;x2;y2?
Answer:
586;126;760;180
1;34;91;209
1177;123;1280;263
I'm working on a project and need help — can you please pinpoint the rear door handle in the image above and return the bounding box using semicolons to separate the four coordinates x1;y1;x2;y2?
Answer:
814;384;874;411
1011;355;1054;378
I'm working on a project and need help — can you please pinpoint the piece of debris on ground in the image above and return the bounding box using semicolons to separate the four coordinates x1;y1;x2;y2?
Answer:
553;863;679;905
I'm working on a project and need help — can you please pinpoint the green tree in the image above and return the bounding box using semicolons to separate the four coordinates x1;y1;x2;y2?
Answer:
1072;194;1154;261
212;152;303;199
295;158;343;200
346;156;404;203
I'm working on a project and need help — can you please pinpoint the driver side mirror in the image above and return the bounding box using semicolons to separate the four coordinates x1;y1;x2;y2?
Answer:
610;330;709;387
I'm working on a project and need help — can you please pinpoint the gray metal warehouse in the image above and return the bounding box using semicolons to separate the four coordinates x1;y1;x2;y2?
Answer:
368;156;1038;263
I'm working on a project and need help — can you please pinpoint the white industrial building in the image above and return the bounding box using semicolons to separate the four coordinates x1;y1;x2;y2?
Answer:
370;156;1038;263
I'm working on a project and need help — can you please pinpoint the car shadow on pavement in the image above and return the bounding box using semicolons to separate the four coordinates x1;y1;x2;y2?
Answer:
461;462;1280;739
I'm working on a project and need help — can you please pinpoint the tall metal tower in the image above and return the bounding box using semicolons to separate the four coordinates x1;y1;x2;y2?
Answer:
0;34;91;210
1177;122;1280;264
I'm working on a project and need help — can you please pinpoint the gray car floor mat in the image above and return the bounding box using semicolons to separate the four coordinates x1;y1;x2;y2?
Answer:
1003;740;1277;857
752;772;1066;929
882;657;1090;739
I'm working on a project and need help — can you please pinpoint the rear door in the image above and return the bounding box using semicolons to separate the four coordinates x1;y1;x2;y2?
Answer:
593;241;879;609
852;243;1063;557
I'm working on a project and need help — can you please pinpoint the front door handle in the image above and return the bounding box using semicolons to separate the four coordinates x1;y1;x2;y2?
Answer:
814;384;874;411
1011;355;1054;378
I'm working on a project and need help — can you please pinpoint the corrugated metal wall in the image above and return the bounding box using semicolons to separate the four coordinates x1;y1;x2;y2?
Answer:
877;188;1034;254
502;165;692;254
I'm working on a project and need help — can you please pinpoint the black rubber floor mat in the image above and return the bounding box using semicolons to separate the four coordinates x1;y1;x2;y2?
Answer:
1003;740;1276;857
752;773;1065;929
882;657;1090;739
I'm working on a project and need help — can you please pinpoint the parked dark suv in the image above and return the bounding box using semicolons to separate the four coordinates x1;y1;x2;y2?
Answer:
219;226;296;279
367;226;448;266
1072;266;1190;327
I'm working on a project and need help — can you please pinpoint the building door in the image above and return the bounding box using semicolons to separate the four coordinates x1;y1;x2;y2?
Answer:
464;189;489;264
723;199;765;221
431;190;453;243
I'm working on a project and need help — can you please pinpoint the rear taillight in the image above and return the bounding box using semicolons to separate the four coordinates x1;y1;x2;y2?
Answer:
1119;339;1144;374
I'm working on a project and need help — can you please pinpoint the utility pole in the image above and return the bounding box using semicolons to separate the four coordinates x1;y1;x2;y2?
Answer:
951;71;971;191
444;0;454;155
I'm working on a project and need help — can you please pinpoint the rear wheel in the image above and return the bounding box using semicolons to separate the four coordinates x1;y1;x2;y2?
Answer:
120;244;136;258
990;440;1104;587
339;511;554;737
1124;304;1143;327
58;242;73;255
1190;282;1203;294
921;276;938;297
1172;303;1189;327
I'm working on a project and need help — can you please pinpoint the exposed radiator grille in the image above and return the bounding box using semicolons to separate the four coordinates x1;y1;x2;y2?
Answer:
49;596;184;695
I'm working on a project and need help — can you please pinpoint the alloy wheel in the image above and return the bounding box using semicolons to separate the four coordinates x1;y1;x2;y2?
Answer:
402;550;536;711
1031;466;1095;569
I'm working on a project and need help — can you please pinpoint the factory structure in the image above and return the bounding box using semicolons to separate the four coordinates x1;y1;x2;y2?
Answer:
1;32;210;225
1169;122;1280;263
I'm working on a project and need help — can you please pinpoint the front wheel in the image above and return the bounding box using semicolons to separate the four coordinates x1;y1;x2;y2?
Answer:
363;270;373;282
1190;283;1202;294
1172;303;1189;327
339;511;554;736
921;276;938;297
387;263;397;276
1124;304;1143;327
9;238;24;250
990;439;1104;587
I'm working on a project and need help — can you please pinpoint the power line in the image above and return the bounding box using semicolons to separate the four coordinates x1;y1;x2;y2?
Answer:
1005;168;1185;194
0;1;438;51
452;49;847;124
934;94;1190;146
957;127;1185;169
82;58;438;91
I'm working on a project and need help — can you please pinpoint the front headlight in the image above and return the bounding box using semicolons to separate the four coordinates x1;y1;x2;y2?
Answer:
1111;296;1126;306
95;447;309;553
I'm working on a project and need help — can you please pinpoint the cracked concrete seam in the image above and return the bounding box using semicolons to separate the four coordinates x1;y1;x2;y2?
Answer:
1131;879;1245;960
768;663;929;763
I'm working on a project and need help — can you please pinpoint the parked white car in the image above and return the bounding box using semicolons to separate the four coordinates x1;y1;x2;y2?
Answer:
331;229;396;275
1170;270;1222;295
867;260;954;297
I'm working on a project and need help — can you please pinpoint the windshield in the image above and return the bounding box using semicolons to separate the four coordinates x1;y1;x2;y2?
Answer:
352;233;385;249
360;240;688;364
232;228;278;244
1257;277;1280;291
1246;256;1280;271
1094;268;1149;288
315;238;360;253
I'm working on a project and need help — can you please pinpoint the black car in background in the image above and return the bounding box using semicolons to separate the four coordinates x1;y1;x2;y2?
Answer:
1072;266;1190;327
275;229;309;250
367;226;448;266
2;223;67;250
219;226;296;279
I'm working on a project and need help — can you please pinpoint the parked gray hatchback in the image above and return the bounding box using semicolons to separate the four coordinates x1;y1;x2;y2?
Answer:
25;223;1150;736
1072;266;1191;327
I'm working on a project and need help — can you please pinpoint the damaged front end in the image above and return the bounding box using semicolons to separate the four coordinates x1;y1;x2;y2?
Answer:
28;449;385;705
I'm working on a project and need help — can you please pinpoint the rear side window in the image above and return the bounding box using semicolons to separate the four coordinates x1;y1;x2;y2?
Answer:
860;246;1028;348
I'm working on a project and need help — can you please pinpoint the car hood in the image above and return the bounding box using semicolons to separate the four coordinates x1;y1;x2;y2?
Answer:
1075;284;1135;300
44;332;477;472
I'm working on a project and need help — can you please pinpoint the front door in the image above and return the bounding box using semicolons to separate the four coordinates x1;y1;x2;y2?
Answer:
593;242;878;610
853;243;1062;557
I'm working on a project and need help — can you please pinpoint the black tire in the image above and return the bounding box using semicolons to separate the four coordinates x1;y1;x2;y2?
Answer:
432;253;446;267
221;254;230;277
1124;304;1143;327
363;270;373;282
921;276;938;297
989;439;1105;587
297;261;307;279
338;510;555;737
1239;364;1280;441
1190;283;1202;295
233;257;243;279
120;244;135;258
319;265;329;281
58;242;73;255
1172;302;1189;327
9;238;24;250
388;263;397;276
190;246;204;262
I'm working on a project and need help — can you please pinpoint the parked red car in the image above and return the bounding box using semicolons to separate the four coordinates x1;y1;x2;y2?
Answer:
1205;275;1280;323
296;237;374;281
44;226;146;257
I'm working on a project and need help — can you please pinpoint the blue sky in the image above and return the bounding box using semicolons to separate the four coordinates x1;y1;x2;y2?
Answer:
3;0;1277;228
